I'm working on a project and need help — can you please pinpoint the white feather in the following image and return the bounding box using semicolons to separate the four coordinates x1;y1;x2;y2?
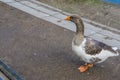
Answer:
112;47;118;51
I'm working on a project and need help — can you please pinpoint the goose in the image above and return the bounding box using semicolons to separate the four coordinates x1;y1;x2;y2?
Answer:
64;15;119;72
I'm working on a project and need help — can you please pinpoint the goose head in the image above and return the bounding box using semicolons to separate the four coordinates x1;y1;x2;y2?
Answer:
65;15;84;34
64;15;81;24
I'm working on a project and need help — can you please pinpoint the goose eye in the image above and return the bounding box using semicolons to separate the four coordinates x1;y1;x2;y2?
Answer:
70;16;73;19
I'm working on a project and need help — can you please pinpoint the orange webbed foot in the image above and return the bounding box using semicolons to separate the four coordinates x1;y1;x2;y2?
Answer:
78;65;89;72
78;63;94;72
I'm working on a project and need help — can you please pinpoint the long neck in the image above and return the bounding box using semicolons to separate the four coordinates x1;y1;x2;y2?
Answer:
73;19;84;46
75;19;84;35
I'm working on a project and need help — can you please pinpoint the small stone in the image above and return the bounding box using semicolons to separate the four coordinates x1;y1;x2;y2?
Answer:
91;31;95;34
111;63;114;65
33;53;37;56
57;20;62;22
101;65;104;68
64;29;67;31
87;72;90;75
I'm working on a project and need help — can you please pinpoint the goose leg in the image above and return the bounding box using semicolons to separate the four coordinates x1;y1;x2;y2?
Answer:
87;63;93;67
78;63;93;72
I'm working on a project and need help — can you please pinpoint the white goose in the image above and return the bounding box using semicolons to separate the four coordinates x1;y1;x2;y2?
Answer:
65;15;119;72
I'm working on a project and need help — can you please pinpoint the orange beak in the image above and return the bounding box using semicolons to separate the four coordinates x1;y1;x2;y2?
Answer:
64;16;71;21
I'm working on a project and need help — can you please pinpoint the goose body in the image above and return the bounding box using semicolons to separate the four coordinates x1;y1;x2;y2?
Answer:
65;15;119;72
72;37;119;63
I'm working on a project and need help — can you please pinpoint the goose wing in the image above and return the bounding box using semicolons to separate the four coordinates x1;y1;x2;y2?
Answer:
84;38;118;55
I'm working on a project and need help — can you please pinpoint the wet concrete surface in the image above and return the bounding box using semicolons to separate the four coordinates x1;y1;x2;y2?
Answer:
0;2;120;80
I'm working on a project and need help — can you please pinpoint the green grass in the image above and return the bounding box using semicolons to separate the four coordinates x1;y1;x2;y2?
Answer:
39;0;103;12
39;0;103;8
66;0;101;3
39;0;103;17
52;0;103;5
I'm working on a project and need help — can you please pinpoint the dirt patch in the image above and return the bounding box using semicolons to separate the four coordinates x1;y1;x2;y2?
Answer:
38;0;120;30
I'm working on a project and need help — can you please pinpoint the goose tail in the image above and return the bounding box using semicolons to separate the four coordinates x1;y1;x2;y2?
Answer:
112;47;120;56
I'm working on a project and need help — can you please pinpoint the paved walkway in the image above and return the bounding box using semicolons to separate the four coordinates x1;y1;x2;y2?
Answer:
0;0;120;49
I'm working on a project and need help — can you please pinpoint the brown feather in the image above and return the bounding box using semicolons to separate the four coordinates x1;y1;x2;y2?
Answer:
85;38;117;55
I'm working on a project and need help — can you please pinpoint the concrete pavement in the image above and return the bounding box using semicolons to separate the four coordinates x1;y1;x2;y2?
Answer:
0;0;120;80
